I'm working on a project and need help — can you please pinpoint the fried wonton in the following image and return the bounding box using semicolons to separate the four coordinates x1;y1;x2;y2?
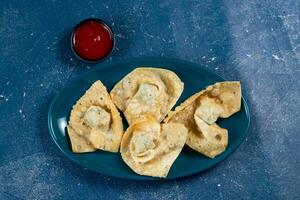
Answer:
120;117;187;178
164;81;241;158
110;67;184;125
67;81;123;153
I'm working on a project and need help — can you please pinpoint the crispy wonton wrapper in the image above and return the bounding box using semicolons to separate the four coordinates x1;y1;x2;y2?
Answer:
67;81;123;153
110;67;184;125
121;117;187;178
164;81;241;158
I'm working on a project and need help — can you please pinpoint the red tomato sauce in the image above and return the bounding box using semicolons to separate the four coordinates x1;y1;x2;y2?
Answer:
72;19;114;61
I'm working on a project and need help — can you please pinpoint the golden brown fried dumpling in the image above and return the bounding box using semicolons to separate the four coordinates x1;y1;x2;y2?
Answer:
67;81;123;153
110;67;184;125
164;81;241;158
120;117;187;178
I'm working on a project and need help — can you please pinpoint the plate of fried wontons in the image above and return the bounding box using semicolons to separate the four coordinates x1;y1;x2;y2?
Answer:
48;58;250;180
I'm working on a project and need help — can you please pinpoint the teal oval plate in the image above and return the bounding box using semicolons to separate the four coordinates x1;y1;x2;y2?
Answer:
48;58;250;180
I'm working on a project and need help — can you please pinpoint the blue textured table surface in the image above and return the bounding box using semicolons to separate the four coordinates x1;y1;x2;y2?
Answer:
0;0;299;199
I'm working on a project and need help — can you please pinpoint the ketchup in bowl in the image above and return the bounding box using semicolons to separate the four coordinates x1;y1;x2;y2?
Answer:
71;19;114;62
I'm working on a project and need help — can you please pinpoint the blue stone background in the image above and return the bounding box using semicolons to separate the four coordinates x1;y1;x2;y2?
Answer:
0;0;299;199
